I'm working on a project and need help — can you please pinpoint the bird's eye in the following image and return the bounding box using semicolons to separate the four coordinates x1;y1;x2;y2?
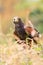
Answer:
14;19;15;20
18;18;21;21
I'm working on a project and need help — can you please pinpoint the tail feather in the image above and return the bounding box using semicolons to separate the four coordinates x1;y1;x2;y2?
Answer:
33;39;38;44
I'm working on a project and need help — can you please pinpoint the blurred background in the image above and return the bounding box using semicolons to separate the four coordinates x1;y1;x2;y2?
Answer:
0;0;43;34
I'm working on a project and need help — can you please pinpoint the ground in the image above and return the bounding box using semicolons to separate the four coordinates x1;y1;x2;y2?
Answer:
0;33;43;65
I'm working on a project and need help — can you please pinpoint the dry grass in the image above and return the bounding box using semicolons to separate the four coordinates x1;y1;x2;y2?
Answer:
0;33;43;65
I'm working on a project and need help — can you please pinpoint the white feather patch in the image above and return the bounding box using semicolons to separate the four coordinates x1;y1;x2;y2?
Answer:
31;30;36;37
13;16;18;22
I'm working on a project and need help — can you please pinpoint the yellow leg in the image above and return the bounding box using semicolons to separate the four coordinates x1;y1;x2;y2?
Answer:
26;38;33;49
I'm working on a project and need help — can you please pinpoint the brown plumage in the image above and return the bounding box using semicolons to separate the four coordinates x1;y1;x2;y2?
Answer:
13;16;41;47
24;25;41;45
24;26;40;38
13;16;27;40
13;17;27;44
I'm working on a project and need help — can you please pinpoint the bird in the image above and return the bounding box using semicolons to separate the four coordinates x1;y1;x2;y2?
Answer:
24;20;41;44
13;16;41;47
13;16;27;43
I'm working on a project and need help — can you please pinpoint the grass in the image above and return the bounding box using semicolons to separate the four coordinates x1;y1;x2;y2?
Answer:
0;33;43;65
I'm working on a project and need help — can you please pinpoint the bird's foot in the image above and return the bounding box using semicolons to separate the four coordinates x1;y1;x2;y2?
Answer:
17;40;26;44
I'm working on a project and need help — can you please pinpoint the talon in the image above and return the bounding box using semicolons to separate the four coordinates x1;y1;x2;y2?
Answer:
17;40;23;44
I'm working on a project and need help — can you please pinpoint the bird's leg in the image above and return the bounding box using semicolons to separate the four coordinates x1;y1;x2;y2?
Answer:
29;39;33;49
26;38;33;49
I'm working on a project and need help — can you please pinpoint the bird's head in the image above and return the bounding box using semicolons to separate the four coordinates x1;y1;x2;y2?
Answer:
13;16;22;24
